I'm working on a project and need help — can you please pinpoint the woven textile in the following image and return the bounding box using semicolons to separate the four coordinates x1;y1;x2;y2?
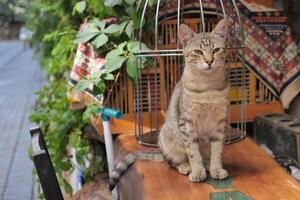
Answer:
68;42;105;107
236;0;300;108
68;18;117;107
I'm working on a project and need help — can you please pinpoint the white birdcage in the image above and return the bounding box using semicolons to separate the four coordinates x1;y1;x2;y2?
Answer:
134;0;246;147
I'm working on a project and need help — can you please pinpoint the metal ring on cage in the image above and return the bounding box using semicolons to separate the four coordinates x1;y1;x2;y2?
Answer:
134;0;247;147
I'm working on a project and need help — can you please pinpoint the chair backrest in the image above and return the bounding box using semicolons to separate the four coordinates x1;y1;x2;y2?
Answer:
30;127;64;200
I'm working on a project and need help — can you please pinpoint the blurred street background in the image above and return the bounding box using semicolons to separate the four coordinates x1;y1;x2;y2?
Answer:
0;1;40;199
0;41;45;200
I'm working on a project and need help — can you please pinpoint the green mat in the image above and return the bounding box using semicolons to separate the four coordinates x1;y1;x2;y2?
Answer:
206;177;233;189
210;191;253;200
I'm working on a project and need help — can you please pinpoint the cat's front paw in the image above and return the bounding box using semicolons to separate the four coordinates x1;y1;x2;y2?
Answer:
177;163;192;175
188;169;207;182
209;168;228;180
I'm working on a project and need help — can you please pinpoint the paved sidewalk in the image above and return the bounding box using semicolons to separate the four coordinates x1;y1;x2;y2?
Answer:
0;41;45;200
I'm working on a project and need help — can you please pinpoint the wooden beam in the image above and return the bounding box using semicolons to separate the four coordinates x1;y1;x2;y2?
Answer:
253;0;274;8
230;102;284;122
115;134;300;200
93;102;284;135
94;112;165;135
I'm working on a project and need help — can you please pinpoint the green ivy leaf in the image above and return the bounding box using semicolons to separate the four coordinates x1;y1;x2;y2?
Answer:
75;80;91;91
95;82;106;93
139;57;148;68
91;18;106;30
69;132;80;147
74;26;100;43
82;104;99;122
105;55;126;73
148;0;158;6
125;0;136;5
59;161;72;171
104;73;114;80
127;41;149;53
74;1;87;14
105;45;124;59
125;20;134;37
39;193;45;200
82;112;90;123
131;11;141;29
120;21;129;32
126;54;138;83
89;71;103;79
117;41;128;51
92;33;108;48
104;0;122;7
102;24;121;34
62;178;73;195
105;44;127;73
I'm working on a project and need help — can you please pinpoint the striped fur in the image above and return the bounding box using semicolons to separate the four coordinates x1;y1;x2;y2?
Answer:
109;151;163;190
110;19;229;189
159;19;230;183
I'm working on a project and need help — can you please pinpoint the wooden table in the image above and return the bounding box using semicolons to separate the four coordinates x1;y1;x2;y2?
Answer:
114;134;300;200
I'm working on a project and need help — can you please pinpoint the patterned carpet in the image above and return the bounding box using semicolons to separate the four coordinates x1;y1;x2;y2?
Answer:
236;0;300;108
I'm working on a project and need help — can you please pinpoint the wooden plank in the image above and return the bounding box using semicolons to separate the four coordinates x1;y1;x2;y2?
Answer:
297;135;300;163
159;57;167;111
230;102;284;122
71;173;111;200
94;112;165;135
115;134;300;200
249;72;257;103
94;102;283;135
253;0;274;8
127;75;134;114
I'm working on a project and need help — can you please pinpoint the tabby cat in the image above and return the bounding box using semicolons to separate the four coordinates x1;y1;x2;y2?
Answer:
110;19;229;189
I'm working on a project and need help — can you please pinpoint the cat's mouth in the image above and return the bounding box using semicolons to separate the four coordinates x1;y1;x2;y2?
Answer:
201;65;214;71
207;65;212;70
197;62;215;71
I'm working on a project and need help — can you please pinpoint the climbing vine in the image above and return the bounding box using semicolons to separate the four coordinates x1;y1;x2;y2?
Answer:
27;0;155;197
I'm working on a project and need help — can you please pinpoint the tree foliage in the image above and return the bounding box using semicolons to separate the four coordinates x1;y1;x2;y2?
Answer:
26;0;155;197
0;0;28;23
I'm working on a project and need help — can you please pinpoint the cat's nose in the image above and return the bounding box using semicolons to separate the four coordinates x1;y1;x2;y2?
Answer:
204;57;213;65
206;59;213;65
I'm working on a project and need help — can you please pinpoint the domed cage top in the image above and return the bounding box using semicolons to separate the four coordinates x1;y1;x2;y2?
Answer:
134;0;246;147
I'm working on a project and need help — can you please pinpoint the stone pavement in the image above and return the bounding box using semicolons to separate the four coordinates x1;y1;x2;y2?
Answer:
0;41;45;200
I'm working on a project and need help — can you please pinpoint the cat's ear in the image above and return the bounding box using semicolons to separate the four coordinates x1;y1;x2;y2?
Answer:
178;24;195;46
212;19;228;39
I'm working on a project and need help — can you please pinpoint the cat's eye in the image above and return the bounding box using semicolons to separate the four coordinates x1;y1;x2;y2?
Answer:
213;48;221;54
193;50;203;55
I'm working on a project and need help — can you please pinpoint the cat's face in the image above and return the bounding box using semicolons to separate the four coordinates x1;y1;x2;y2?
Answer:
179;19;228;72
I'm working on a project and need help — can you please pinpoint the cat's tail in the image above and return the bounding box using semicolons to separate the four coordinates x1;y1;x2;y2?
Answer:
109;151;164;190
